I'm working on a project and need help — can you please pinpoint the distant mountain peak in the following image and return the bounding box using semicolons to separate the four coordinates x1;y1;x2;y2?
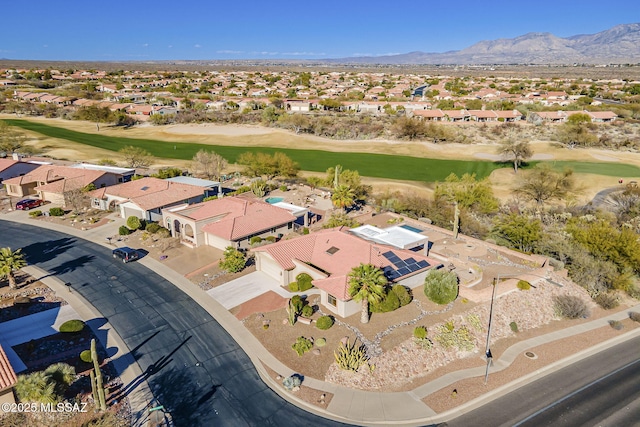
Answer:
327;23;640;65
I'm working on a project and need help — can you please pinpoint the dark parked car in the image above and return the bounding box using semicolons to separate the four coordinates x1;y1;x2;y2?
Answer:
112;247;140;263
15;198;44;210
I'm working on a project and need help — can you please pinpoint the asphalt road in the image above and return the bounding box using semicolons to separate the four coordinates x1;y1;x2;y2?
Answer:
445;335;640;427
1;222;349;427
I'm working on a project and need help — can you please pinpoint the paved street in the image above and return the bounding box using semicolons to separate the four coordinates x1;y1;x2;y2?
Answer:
1;221;349;427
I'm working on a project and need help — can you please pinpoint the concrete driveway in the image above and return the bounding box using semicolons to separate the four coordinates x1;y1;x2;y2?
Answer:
207;271;281;309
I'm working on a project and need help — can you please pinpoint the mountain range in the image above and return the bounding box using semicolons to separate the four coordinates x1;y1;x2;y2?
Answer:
328;23;640;65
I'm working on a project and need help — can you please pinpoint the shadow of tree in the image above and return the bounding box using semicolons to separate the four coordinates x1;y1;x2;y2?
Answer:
21;237;77;264
50;254;95;276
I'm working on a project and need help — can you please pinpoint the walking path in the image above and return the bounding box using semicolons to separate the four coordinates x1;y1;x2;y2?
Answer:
3;210;640;426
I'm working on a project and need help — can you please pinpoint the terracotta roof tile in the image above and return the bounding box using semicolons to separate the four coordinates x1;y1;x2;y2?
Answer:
0;345;17;390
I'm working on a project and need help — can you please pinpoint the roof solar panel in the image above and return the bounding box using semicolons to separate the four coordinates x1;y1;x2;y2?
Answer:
417;260;430;268
404;257;417;264
382;251;396;260
407;264;420;272
386;270;401;280
397;267;411;276
393;260;406;268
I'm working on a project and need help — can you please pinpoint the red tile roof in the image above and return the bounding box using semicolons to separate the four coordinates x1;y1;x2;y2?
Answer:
254;227;441;301
0;345;17;390
195;197;296;240
3;165;105;188
91;177;204;210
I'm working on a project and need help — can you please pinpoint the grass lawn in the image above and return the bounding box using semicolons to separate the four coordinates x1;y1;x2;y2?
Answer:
6;119;640;181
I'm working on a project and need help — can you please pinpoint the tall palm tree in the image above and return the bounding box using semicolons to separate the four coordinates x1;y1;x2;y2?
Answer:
331;184;356;212
0;247;26;289
348;263;387;324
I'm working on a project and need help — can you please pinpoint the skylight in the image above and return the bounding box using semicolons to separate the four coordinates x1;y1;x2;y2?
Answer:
326;246;340;255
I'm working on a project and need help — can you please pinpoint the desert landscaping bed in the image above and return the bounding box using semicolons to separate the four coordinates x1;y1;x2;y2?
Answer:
0;274;67;323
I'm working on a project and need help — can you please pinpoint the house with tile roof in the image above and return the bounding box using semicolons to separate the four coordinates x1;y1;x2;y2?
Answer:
0;158;40;183
3;165;121;205
90;177;206;221
253;227;442;318
0;345;17;406
162;196;303;249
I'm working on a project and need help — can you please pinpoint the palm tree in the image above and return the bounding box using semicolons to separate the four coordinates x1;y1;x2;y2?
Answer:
0;247;26;289
331;184;355;212
348;263;387;324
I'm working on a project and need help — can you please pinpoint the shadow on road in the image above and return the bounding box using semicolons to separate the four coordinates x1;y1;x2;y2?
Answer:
21;237;77;264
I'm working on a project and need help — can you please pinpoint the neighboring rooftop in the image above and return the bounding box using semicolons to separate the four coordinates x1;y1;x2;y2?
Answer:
350;224;428;250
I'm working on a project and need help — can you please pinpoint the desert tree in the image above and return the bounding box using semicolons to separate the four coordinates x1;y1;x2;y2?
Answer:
348;263;387;324
119;145;153;168
497;137;532;173
513;164;575;213
0;247;26;289
191;149;228;181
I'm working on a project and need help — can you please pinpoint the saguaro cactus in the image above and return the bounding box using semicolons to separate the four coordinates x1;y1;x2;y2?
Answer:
91;338;107;411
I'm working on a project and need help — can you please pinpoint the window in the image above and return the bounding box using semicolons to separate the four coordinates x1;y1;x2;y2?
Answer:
327;294;337;306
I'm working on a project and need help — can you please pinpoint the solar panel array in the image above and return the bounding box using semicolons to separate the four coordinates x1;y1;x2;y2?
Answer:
381;251;430;280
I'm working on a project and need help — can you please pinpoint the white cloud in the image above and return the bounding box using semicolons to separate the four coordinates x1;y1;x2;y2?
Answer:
168;45;173;49
43;44;48;48
217;50;244;54
282;51;326;56
194;44;202;48
142;43;149;47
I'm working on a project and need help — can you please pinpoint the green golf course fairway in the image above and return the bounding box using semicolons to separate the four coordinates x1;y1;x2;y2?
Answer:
5;119;640;182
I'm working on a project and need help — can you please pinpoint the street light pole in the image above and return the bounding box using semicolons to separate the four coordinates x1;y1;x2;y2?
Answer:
484;272;563;384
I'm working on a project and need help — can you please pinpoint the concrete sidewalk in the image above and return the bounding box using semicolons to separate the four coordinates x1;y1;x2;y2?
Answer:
3;212;640;426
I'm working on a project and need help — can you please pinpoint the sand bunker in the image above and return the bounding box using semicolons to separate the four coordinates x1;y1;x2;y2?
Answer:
163;123;275;137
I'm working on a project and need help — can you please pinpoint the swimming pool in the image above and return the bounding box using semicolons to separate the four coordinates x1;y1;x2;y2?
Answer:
400;224;423;233
265;197;284;204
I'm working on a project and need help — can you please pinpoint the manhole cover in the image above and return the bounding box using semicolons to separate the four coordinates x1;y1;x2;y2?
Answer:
524;351;538;359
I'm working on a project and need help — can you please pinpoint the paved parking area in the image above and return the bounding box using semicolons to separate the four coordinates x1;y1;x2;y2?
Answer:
207;271;281;309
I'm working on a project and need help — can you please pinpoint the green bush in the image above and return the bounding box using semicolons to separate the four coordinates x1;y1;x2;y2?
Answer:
288;281;299;292
156;227;170;238
509;321;518;333
250;236;263;245
202;195;218;202
413;326;427;340
301;305;314;318
302;227;310;235
392;285;412;306
434;321;475;351
59;319;85;333
118;225;130;236
279;185;288;192
79;350;92;363
290;295;304;314
628;311;640;322
145;222;161;233
296;273;313;292
29;210;43;217
49;207;64;217
126;215;142;230
517;280;531;291
219;246;246;273
553;295;590;319
424;270;459;305
265;236;277;242
291;336;313;356
594;292;619;310
315;337;326;347
371;288;400;313
316;315;334;330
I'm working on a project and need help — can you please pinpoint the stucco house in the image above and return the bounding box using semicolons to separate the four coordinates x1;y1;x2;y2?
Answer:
162;196;303;249
90;177;205;221
0;345;17;406
0;158;40;183
3;165;121;205
253;227;443;318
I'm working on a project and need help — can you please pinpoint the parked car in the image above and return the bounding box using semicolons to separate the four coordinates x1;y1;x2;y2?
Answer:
15;198;44;210
112;247;140;263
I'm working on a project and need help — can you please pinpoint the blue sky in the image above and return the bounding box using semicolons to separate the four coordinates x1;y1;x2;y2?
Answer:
0;0;637;61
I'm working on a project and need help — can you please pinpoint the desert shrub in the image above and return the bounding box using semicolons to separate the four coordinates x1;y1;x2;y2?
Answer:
282;374;302;390
49;207;64;216
288;281;299;292
608;320;624;330
126;215;142;230
509;321;519;333
296;273;313;292
594;292;619;310
279;185;288;192
59;319;85;333
334;339;368;372
291;336;313;356
156;227;170;238
265;235;277;242
517;280;531;291
466;314;483;331
628;311;640;322
301;304;314;318
202;195;218;202
316;315;334;330
553;295;590;319
29;210;42;217
371;288;400;313
315;337;326;347
392;284;412;306
250;236;263;245
434;320;475;351
413;326;427;340
290;295;304;314
79;350;92;363
302;227;309;235
424;270;459;305
219;246;246;273
118;225;130;236
145;222;161;233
